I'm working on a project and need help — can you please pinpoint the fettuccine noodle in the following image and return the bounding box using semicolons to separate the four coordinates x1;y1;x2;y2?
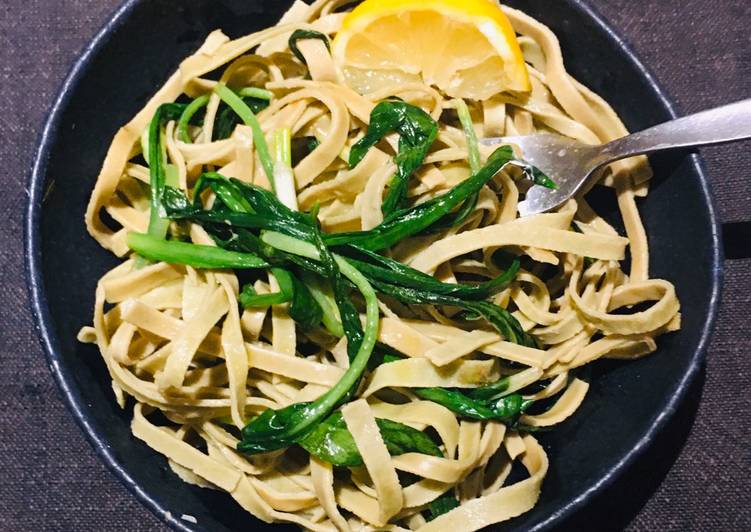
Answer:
78;1;680;530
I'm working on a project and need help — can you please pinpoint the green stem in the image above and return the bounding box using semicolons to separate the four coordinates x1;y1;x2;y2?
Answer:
127;232;269;270
275;128;292;166
301;271;344;337
139;163;179;270
147;114;169;238
137;104;183;270
314;256;378;407
193;172;254;213
262;231;319;259
140;163;179;267
237;87;274;100
455;99;481;173
178;95;210;143
144;104;186;241
273;127;298;211
239;289;290;308
215;83;275;189
260;232;379;435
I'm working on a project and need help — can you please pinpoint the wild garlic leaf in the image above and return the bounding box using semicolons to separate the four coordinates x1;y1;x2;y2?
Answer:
329;145;516;251
350;100;438;216
284;268;324;330
288;29;331;66
298;411;443;467
428;494;460;520
213;96;270;141
414;388;532;422
238;232;380;455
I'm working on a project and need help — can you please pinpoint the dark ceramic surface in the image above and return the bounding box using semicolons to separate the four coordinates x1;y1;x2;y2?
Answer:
25;0;723;530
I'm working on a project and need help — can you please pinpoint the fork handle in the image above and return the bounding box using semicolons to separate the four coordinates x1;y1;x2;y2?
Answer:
599;98;751;162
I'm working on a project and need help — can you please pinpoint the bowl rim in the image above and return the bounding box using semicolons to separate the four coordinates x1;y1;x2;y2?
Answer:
23;0;724;531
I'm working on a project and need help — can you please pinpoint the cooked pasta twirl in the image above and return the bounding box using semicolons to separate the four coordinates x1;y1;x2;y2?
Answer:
79;1;680;530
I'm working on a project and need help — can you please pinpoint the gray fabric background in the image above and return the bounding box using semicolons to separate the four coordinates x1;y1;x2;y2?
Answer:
1;1;749;530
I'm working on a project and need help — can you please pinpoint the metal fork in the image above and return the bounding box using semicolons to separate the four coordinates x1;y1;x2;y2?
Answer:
481;98;751;216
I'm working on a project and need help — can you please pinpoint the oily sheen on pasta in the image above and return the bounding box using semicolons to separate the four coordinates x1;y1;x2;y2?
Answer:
78;1;681;530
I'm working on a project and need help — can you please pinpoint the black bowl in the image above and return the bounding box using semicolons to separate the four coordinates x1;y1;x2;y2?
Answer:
25;1;723;530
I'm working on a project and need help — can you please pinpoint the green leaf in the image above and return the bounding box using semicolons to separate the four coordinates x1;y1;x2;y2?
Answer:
284;268;323;330
423;99;482;232
288;29;331;66
460;301;537;348
424;190;479;232
161;172;534;346
306;136;320;153
213;96;270;141
363;348;533;425
146;103;187;240
312;231;365;362
239;267;322;330
298;411;443;467
375;417;443;459
193;172;255;213
215;84;275;188
239;266;294;308
414;388;532;422
466;375;510;401
362;276;533;347
301;271;344;337
162;179;313;244
428;493;460;520
349;100;438;216
161;185;194;213
517;160;557;189
339;245;520;301
327;145;516;251
238;402;313;454
228;178;321;232
158;142;546;277
238;232;380;455
238;284;290;308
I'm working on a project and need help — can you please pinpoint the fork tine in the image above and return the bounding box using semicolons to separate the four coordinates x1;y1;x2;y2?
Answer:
483;136;568;216
516;199;538;217
483;133;598;216
480;136;528;147
517;185;570;217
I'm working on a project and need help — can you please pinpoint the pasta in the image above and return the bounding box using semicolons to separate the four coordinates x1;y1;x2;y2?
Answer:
78;1;681;530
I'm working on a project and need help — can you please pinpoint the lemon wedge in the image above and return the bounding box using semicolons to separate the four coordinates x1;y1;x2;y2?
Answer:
332;0;530;100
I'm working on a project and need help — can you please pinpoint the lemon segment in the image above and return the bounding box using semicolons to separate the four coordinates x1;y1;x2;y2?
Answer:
332;0;530;100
